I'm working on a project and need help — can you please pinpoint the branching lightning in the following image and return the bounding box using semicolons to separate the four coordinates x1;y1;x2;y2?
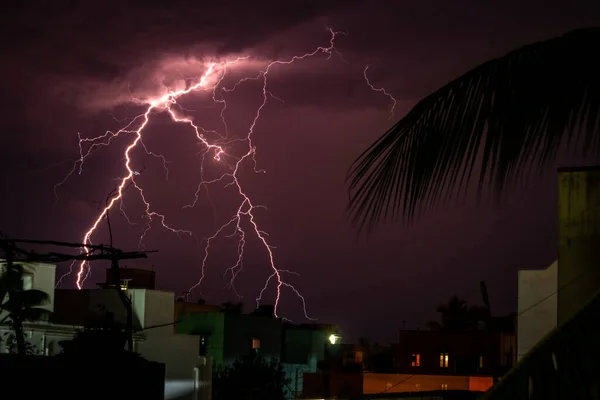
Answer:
363;65;397;118
54;28;396;320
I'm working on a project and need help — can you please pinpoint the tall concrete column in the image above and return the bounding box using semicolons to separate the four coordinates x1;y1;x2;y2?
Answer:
557;166;600;325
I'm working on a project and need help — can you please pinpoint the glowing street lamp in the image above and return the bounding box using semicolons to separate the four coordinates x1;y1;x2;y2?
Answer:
328;334;341;345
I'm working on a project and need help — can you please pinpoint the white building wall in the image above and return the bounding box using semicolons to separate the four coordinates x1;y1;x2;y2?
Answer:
517;260;558;361
131;289;175;333
128;289;202;380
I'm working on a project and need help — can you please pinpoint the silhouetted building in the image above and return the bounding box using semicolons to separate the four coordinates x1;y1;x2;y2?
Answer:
97;266;156;290
302;372;493;398
176;303;283;365
282;323;342;398
391;320;516;379
339;342;394;373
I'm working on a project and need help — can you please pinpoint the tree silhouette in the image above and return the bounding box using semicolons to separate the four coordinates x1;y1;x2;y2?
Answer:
426;295;487;331
212;353;289;400
0;262;51;355
347;27;600;230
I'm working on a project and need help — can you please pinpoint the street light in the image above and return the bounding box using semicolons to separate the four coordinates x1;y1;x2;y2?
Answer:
325;333;342;398
328;334;341;345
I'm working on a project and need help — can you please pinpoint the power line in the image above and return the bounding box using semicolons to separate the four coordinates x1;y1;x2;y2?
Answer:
516;268;588;319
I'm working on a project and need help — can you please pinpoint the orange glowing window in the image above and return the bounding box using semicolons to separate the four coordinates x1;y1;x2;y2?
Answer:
355;350;363;363
251;338;260;350
439;353;449;368
411;353;421;367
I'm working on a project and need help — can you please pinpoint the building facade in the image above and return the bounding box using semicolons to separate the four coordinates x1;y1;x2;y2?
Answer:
281;323;341;398
391;326;515;378
557;166;600;324
0;262;210;400
517;260;557;361
176;303;283;366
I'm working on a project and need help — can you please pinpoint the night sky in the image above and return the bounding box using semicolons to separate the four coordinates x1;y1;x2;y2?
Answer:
1;1;600;343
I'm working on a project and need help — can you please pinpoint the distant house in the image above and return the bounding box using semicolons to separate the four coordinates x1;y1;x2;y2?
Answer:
300;322;515;399
176;303;283;365
392;321;516;379
282;323;341;398
176;302;342;399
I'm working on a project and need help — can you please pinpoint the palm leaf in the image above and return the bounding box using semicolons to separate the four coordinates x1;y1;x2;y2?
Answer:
347;27;600;231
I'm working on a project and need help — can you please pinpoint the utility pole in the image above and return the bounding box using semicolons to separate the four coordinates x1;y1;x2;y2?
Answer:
110;255;134;352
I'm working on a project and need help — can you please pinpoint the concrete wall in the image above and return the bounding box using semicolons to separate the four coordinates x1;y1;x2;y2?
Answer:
176;310;285;367
517;261;557;361
130;289;177;333
558;167;600;324
139;333;200;380
130;290;202;380
177;311;226;365
283;329;327;365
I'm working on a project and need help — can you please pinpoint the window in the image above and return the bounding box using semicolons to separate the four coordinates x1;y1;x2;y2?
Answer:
251;338;260;350
441;383;448;390
355;350;363;363
439;353;449;368
199;335;209;356
479;355;484;368
411;353;421;367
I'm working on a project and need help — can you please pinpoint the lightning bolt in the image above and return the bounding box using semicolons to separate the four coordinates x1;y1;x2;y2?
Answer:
54;28;395;320
363;65;397;118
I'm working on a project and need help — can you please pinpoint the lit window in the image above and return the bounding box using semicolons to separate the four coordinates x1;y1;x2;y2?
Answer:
251;338;260;350
411;353;421;367
441;383;448;390
355;350;363;363
439;353;449;368
479;355;484;368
